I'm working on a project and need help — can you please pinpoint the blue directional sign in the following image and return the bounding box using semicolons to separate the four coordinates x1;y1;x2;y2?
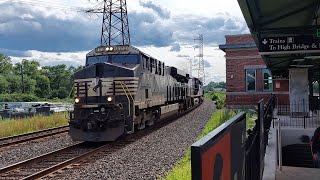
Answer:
260;35;320;52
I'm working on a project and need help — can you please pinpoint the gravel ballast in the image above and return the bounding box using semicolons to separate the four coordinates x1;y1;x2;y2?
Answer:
60;100;216;180
0;133;79;168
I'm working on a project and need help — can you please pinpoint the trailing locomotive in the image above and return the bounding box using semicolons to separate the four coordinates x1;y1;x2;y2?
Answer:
69;45;203;142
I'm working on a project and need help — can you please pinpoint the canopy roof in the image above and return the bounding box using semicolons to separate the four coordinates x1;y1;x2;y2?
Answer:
238;0;320;77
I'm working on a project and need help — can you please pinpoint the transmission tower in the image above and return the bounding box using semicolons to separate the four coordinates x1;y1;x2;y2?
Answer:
194;34;204;83
86;0;130;46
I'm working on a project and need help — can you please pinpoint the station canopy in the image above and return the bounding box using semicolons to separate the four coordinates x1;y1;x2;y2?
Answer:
238;0;320;77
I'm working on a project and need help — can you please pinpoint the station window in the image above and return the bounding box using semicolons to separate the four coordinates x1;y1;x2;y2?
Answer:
262;69;273;91
246;69;256;92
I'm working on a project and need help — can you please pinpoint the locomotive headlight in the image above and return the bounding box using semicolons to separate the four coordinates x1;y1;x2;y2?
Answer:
109;46;114;51
107;96;113;102
75;98;80;103
105;47;110;51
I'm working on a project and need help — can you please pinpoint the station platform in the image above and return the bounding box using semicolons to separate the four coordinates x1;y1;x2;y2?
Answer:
276;166;320;180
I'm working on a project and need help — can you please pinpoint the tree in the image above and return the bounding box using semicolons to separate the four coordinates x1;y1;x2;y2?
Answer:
13;60;41;79
0;54;13;76
51;87;69;99
42;65;74;99
6;75;36;94
204;81;226;92
20;76;36;94
34;75;51;98
0;75;9;94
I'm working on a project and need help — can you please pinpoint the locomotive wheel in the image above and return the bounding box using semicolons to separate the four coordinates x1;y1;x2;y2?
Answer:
146;115;155;126
137;121;145;130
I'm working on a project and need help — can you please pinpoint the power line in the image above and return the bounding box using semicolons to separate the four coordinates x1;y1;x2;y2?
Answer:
194;34;205;83
0;0;84;11
84;0;130;46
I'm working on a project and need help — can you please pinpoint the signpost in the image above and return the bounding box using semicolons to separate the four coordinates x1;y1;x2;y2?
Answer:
260;35;320;52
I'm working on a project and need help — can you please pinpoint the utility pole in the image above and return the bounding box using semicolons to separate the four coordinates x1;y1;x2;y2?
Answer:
86;0;130;46
194;34;204;83
20;61;25;93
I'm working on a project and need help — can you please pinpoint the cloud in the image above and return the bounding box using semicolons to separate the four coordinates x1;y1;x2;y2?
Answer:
177;54;190;58
0;2;99;52
170;14;248;45
170;43;181;52
139;1;170;19
129;11;174;47
10;50;87;67
204;60;212;68
0;49;33;57
0;1;247;53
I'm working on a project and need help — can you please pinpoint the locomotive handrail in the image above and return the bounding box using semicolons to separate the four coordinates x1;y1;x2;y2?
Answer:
119;81;131;117
119;81;135;134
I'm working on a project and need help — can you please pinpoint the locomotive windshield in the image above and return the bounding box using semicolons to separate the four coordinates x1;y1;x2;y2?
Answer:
86;54;139;66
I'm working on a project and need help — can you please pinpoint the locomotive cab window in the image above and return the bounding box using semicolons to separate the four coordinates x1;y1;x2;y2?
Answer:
86;54;139;66
86;55;109;66
111;54;139;64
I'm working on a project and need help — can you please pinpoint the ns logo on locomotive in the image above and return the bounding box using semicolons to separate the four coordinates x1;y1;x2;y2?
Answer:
69;45;204;142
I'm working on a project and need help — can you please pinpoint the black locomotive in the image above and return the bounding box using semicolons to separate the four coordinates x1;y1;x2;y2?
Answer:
69;45;203;141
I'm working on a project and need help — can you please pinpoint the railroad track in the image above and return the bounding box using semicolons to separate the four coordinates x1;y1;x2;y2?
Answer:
0;126;69;148
0;102;203;179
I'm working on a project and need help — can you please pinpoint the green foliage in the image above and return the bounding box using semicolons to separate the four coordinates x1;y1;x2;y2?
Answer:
0;93;39;102
163;110;237;180
0;54;13;75
34;75;51;98
51;87;69;99
23;76;37;94
6;75;22;93
0;53;83;101
0;75;9;94
205;91;226;109
42;65;75;99
204;81;226;92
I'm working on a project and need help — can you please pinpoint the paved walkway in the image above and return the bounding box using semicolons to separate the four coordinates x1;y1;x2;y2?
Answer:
276;166;320;180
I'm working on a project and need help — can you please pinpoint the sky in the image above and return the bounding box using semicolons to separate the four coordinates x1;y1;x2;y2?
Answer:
0;0;249;83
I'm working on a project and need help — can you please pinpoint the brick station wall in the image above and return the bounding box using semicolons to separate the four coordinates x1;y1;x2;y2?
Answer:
222;34;289;108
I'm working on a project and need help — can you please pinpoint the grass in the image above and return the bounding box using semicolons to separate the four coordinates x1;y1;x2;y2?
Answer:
162;109;237;180
246;110;257;130
204;91;226;109
162;108;258;180
0;113;68;138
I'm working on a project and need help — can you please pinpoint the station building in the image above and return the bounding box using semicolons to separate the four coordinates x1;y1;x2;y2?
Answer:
219;34;289;108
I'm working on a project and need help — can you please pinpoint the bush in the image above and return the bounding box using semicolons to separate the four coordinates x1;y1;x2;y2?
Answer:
0;93;39;102
205;91;226;109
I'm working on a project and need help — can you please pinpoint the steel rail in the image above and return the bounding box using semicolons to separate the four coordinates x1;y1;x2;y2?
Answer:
0;126;69;148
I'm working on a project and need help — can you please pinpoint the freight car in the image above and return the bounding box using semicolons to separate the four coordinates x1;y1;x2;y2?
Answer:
69;45;203;142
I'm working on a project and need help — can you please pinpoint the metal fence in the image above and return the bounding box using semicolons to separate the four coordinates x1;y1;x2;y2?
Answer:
245;96;276;180
0;102;73;119
275;98;320;128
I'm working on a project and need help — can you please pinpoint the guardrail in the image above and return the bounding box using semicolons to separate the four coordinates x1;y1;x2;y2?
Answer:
191;96;276;180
